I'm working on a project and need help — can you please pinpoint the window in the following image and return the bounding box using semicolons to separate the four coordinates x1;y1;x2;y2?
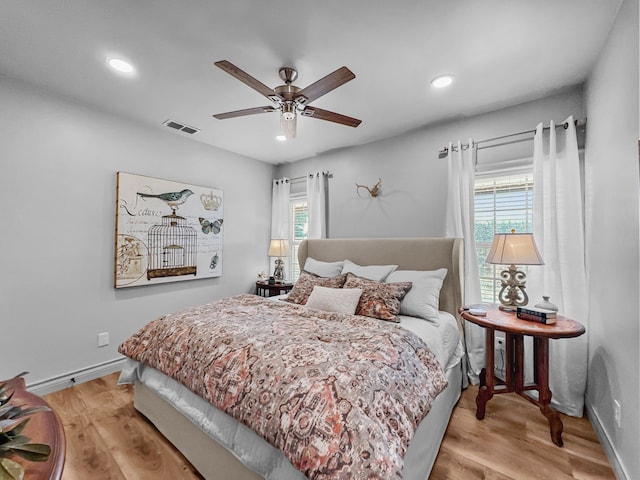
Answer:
474;172;534;303
288;197;308;282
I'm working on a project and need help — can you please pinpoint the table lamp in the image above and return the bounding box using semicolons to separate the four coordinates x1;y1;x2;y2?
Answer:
268;239;290;283
486;230;544;311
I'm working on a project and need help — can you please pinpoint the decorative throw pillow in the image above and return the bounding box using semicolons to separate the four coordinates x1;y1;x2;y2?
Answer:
341;259;398;282
303;257;344;277
386;268;448;325
343;273;412;323
305;286;363;314
286;271;348;305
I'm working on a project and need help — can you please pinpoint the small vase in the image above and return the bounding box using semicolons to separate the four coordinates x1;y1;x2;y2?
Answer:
535;296;558;312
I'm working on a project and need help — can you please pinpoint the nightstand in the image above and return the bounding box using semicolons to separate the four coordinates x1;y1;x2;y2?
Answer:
256;281;293;297
460;305;585;447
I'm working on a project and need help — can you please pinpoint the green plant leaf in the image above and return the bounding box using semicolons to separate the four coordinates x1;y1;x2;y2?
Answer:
9;443;51;462
1;406;24;421
0;458;24;480
0;421;17;433
0;405;16;419
4;420;29;438
0;393;14;409
0;436;31;450
8;407;50;421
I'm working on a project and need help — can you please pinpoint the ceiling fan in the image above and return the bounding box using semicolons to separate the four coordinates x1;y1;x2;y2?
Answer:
212;60;362;140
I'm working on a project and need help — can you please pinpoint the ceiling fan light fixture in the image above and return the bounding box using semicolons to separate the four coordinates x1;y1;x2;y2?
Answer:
280;102;297;139
430;74;455;89
281;112;297;140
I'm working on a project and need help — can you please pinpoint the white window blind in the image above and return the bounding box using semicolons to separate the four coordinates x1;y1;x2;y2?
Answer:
474;172;534;303
289;198;308;282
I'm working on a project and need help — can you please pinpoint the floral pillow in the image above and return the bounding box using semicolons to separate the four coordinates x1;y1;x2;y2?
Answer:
286;271;348;305
343;273;412;323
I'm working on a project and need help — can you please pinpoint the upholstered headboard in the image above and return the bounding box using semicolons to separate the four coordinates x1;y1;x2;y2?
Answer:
298;237;464;334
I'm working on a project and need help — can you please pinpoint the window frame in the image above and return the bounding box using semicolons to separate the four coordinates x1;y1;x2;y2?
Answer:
288;194;308;283
474;168;534;304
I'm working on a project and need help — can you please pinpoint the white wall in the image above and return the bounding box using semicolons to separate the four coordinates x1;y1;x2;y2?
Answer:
584;0;640;477
0;78;274;386
276;88;584;238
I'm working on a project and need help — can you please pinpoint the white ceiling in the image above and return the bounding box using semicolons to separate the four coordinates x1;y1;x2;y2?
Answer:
0;1;621;164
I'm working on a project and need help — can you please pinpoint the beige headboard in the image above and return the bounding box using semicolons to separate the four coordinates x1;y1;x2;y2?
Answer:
298;237;465;334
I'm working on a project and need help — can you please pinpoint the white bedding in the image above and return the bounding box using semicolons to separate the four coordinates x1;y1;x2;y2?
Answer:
118;310;463;480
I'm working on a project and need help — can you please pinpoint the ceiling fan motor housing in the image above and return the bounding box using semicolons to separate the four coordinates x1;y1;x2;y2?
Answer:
279;67;298;84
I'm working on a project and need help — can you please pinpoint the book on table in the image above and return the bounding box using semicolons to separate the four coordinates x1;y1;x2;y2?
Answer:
516;306;557;324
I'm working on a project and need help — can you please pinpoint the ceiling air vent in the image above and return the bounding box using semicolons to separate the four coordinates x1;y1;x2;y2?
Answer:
162;119;200;135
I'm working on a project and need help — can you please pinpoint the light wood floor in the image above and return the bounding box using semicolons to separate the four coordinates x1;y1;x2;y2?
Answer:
44;373;615;480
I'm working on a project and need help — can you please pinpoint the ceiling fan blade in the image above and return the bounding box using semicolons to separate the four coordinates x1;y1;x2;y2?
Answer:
301;106;361;127
294;67;356;105
213;106;276;119
214;60;281;102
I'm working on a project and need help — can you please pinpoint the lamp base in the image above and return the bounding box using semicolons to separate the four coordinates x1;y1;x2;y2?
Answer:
272;257;286;283
497;264;529;311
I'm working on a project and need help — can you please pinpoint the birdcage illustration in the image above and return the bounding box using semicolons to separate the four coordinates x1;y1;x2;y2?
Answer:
147;213;197;279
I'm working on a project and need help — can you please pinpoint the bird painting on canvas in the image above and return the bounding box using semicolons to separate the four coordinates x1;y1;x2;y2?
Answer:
136;189;194;212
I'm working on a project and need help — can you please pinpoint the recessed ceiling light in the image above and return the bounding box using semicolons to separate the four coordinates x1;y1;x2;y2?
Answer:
107;57;135;74
275;135;287;142
430;74;455;89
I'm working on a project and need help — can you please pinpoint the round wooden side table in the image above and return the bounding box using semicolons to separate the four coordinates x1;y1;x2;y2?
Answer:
460;305;585;447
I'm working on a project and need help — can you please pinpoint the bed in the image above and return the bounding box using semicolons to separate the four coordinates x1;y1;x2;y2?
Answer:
118;237;465;479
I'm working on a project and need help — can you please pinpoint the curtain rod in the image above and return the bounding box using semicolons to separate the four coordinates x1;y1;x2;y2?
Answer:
438;118;586;156
274;171;332;184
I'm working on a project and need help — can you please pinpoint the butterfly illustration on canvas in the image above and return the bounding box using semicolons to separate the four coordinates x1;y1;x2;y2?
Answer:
199;217;223;234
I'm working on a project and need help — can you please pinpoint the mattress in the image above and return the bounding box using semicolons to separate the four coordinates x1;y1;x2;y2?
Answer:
119;310;463;479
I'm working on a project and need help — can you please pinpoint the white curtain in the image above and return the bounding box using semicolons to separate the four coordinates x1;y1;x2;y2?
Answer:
306;172;327;239
529;116;588;416
445;140;484;384
271;178;290;239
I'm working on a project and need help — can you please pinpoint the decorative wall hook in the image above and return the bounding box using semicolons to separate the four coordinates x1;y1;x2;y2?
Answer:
356;178;382;197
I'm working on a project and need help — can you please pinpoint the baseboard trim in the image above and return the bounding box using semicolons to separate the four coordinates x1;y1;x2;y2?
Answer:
26;358;126;397
585;395;628;480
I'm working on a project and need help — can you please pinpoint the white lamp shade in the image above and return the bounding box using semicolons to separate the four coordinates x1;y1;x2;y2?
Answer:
486;232;544;265
268;239;290;257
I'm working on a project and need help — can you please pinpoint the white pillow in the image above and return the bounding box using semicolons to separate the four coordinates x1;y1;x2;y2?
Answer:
303;257;344;277
386;268;447;324
341;259;398;282
305;286;363;315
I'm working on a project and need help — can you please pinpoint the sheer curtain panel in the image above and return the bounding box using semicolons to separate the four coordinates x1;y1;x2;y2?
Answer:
306;172;327;239
529;116;588;416
271;178;290;239
445;140;483;384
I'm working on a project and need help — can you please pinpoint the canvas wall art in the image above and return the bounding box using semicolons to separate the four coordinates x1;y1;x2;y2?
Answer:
115;172;223;288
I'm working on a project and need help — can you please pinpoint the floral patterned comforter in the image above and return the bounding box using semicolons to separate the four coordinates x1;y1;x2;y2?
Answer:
119;294;447;479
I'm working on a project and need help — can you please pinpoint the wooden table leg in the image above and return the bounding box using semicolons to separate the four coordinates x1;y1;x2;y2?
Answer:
476;328;495;420
535;337;564;446
512;333;524;393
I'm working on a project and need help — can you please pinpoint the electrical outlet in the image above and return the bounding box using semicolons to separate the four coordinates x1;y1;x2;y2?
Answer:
614;399;622;428
97;332;109;347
